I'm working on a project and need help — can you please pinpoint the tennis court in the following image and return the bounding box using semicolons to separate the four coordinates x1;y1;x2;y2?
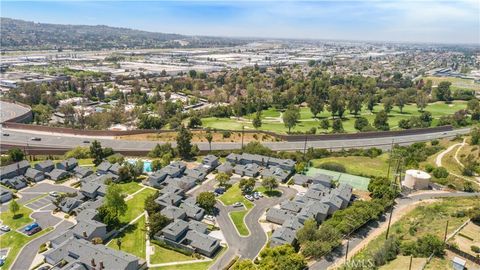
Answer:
306;168;371;191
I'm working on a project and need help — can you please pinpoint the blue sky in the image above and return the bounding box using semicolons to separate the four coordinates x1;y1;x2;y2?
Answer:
2;1;479;44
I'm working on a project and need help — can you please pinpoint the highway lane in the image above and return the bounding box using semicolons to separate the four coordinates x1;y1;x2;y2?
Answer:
0;127;471;153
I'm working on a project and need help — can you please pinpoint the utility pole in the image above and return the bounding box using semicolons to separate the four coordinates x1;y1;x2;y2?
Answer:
385;206;394;239
241;125;245;150
345;238;349;263
386;139;394;180
408;256;413;270
303;135;308;160
444;220;449;242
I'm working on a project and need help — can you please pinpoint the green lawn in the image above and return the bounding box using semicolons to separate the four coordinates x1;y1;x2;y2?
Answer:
107;216;146;259
118;182;143;195
379;255;426;270
0;204;33;229
229;210;250;236
149;262;211;270
310;153;390;179
201;101;468;134
120;188;156;224
78;158;94;166
218;183;254;209
150;244;195;264
420;76;480;91
306;168;371;191
0;227;53;270
253;186;282;197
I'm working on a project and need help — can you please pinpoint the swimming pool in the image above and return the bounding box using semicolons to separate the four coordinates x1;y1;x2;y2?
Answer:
126;159;152;173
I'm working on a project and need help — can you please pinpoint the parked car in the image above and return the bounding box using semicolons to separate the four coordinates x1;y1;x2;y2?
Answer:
257;192;264;198
24;222;39;232
244;195;254;201
233;202;243;207
0;225;10;232
30;137;41;141
26;226;42;236
2;133;9;136
83;140;90;144
204;215;215;221
214;187;225;194
49;191;59;197
38;266;51;270
298;192;306;196
0;256;5;266
253;192;260;200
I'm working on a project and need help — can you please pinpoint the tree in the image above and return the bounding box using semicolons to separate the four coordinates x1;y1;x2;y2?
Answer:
176;125;193;159
432;167;449;178
366;94;376;113
354;117;369;132
252;111;262;129
258;245;306;270
144;191;161;215
9;200;20;218
90;140;104;166
416;91;428;112
188;115;202;128
148;212;171;238
262;177;278;192
419;111;433;127
205;130;213;151
215;172;230;187
348;92;363;116
332;119;344;133
130;160;144;181
239;178;256;194
283;105;300;132
116;238;122;250
7;148;24;162
471;127;480;145
395;92;408;113
436;81;452;101
104;184;127;217
148;143;175;158
32;104;52;124
374;110;390;131
382;97;394;113
196;192;216;213
232;259;257;270
296;218;317;244
307;95;324;118
319;119;330;132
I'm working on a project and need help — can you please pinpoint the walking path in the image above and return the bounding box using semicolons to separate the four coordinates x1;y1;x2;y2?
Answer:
435;138;479;184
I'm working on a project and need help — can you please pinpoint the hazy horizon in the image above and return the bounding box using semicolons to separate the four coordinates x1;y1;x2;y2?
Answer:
2;0;479;45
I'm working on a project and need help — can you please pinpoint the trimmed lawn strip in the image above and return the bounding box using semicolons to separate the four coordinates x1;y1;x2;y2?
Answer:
118;182;143;195
107;215;146;259
0;205;33;229
218;183;254;209
120;188;155;224
149;246;226;270
229;210;250;236
310;154;390;179
0;227;53;270
150;244;194;264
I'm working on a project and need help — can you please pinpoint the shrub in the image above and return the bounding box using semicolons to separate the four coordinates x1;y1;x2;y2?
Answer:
432;167;449;178
424;164;435;173
222;130;232;138
471;245;480;253
431;139;439;146
319;162;346;173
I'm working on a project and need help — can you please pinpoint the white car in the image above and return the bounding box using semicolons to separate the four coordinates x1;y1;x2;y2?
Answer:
244;195;254;201
233;202;243;207
257;192;264;198
0;225;10;232
253;193;260;200
49;191;59;197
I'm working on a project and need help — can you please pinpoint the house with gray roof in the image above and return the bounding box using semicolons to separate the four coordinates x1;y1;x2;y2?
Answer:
1;176;27;190
305;188;327;201
270;226;296;247
234;163;261;177
24;167;45;182
73;198;104;215
331;184;353;208
184;168;207;181
202;155;219;171
43;237;139;270
108;163;121;175
322;194;343;215
34;160;54;173
96;161;112;174
188;220;208;234
160;219;189;242
282;217;303;231
161;205;187;220
148;171;168;188
280;200;304;213
226;153;241;164
0;187;13;203
240;153;268;166
216;163;233;174
56;158;78;171
80;181;106;199
180;202;205;221
58;197;82;214
72;219;107;241
0;160;30;180
155;192;183;208
310;173;333;188
183;230;220;257
47;169;69;181
74;166;93;179
291;174;311;186
297;201;330;224
266;208;295;225
267;157;296;172
160;184;185;196
261;166;290;182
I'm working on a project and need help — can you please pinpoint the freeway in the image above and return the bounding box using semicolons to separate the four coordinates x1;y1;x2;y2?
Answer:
0;127;471;153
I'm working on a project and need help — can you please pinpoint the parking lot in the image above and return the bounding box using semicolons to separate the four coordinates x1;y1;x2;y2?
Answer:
25;196;53;210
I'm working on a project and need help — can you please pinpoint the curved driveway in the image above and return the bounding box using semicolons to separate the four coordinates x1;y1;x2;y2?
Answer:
210;186;297;270
0;127;471;153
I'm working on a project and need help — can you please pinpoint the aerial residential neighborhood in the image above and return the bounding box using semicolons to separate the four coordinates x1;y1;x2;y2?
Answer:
0;1;479;270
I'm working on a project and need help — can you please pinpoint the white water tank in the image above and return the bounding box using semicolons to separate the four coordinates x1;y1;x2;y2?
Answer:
403;169;431;190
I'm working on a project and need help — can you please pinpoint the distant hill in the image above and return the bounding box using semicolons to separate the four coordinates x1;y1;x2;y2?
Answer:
0;17;247;51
